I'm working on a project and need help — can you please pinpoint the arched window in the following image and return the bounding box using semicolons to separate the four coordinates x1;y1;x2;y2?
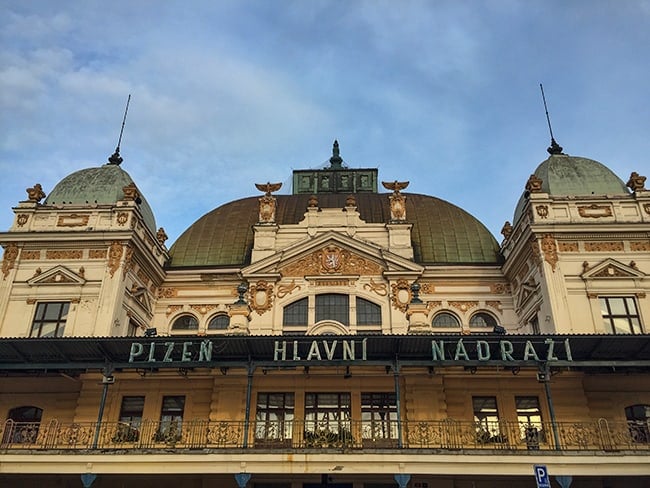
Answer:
208;314;230;330
315;294;349;325
470;312;498;329
4;406;43;444
356;297;381;326
432;312;460;328
283;297;308;326
625;404;650;443
171;315;198;331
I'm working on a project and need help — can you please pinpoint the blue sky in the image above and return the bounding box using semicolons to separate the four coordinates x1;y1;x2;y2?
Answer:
1;0;649;245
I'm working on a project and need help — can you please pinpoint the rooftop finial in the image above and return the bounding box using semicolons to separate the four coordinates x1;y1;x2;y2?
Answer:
329;139;343;169
108;94;131;165
540;84;563;155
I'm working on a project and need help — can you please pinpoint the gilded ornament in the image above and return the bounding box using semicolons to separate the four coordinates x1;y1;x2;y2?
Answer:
45;250;83;259
426;301;442;311
382;181;409;222
449;301;478;312
420;282;434;294
584;242;624;252
190;304;217;315
89;249;107;259
165;305;183;317
577;204;613;218
16;214;29;227
281;245;383;277
107;241;123;277
248;280;274;315
116;212;129;226
525;174;543;193
558;242;579;252
490;283;511;294
535;205;549;219
626;171;647;192
157;287;179;299
541;234;558;271
390;279;412;312
25;183;46;202
122;245;134;277
485;300;502;311
277;279;301;298
21;250;41;260
255;182;282;224
631;241;650;251
363;278;388;296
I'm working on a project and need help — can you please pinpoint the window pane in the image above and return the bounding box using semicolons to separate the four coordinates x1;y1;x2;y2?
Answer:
432;312;460;328
208;314;229;330
172;315;198;330
315;294;349;325
600;296;642;335
470;313;497;328
357;298;381;326
608;298;627;315
31;302;69;337
283;297;308;326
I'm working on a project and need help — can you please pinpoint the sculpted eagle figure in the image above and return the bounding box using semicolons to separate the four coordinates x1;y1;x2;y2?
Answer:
255;182;282;196
381;180;409;193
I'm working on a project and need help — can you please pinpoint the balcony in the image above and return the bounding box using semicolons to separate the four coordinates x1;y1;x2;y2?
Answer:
1;418;649;452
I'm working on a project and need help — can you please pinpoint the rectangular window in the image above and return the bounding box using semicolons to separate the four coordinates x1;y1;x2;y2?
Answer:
304;393;351;447
114;396;144;442
156;395;185;443
472;396;503;443
30;302;69;337
361;393;398;444
315;294;349;325
255;393;294;445
600;296;642;334
516;396;544;446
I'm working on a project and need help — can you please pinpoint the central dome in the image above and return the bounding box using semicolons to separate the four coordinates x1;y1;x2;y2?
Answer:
168;193;501;268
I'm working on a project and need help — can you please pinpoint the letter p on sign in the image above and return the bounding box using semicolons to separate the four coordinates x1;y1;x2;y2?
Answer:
534;465;550;488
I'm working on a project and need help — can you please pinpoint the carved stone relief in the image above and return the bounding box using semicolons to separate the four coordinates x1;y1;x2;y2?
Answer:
577;205;613;218
248;280;274;315
281;245;383;277
276;280;301;298
157;287;178;299
390;279;412;312
584;242;624;252
25;183;46;202
57;214;90;227
363;278;388;296
190;304;217;315
90;249;107;259
535;205;549;219
485;300;502;311
165;305;183;317
558;242;579;252
116;212;129;226
108;241;123;277
525;175;543;193
631;241;650;251
45;250;83;259
16;214;29;227
490;283;511;294
21;250;41;260
2;244;19;279
449;301;478;313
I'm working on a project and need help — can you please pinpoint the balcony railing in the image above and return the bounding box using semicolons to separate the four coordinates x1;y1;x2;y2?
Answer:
1;418;649;452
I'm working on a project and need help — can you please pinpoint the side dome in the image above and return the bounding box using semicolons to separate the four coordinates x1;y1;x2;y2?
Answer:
168;193;501;268
44;163;156;232
513;153;629;224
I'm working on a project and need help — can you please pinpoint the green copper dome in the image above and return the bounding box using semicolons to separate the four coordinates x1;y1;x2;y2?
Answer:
44;163;156;232
168;193;501;268
514;153;630;224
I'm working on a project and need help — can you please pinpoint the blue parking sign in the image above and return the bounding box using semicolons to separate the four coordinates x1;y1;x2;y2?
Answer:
534;465;550;488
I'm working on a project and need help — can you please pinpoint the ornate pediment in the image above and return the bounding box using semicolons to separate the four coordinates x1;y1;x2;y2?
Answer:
281;244;383;277
515;279;540;313
581;259;645;280
27;265;86;286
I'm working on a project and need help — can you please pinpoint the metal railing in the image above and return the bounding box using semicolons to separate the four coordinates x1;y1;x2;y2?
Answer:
1;418;649;452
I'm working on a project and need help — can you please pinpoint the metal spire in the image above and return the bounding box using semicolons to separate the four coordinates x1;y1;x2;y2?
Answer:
108;94;131;165
329;139;343;169
540;84;563;155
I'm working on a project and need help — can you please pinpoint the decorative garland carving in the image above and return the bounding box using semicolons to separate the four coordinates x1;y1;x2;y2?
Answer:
390;279;412;312
108;241;123;277
2;244;19;279
558;242;579;252
584;242;624;252
485;300;502;311
631;241;650;251
420;282;434;294
281;245;383;277
449;301;479;312
248;280;274;315
277;280;301;298
535;205;549;219
16;214;28;227
541;234;558;271
426;301;442;311
165;305;183;317
578;204;613;218
45;250;83;259
490;283;511;294
157;287;178;299
116;212;129;226
363;278;388;296
190;304;217;316
21;250;41;260
89;249;107;259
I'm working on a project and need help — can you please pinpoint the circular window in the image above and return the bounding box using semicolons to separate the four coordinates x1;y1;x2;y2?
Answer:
208;314;230;330
171;315;199;330
432;312;460;328
470;312;498;328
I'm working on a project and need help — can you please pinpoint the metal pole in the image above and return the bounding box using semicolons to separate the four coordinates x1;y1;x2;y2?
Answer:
92;380;110;448
243;364;254;448
542;365;561;449
393;360;403;448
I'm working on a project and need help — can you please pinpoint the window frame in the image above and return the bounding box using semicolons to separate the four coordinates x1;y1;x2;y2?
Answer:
207;313;230;331
171;314;199;331
599;296;642;334
432;311;461;329
255;392;295;444
30;301;70;337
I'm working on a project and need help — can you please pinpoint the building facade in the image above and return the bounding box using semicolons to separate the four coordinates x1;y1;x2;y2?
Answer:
0;139;649;488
